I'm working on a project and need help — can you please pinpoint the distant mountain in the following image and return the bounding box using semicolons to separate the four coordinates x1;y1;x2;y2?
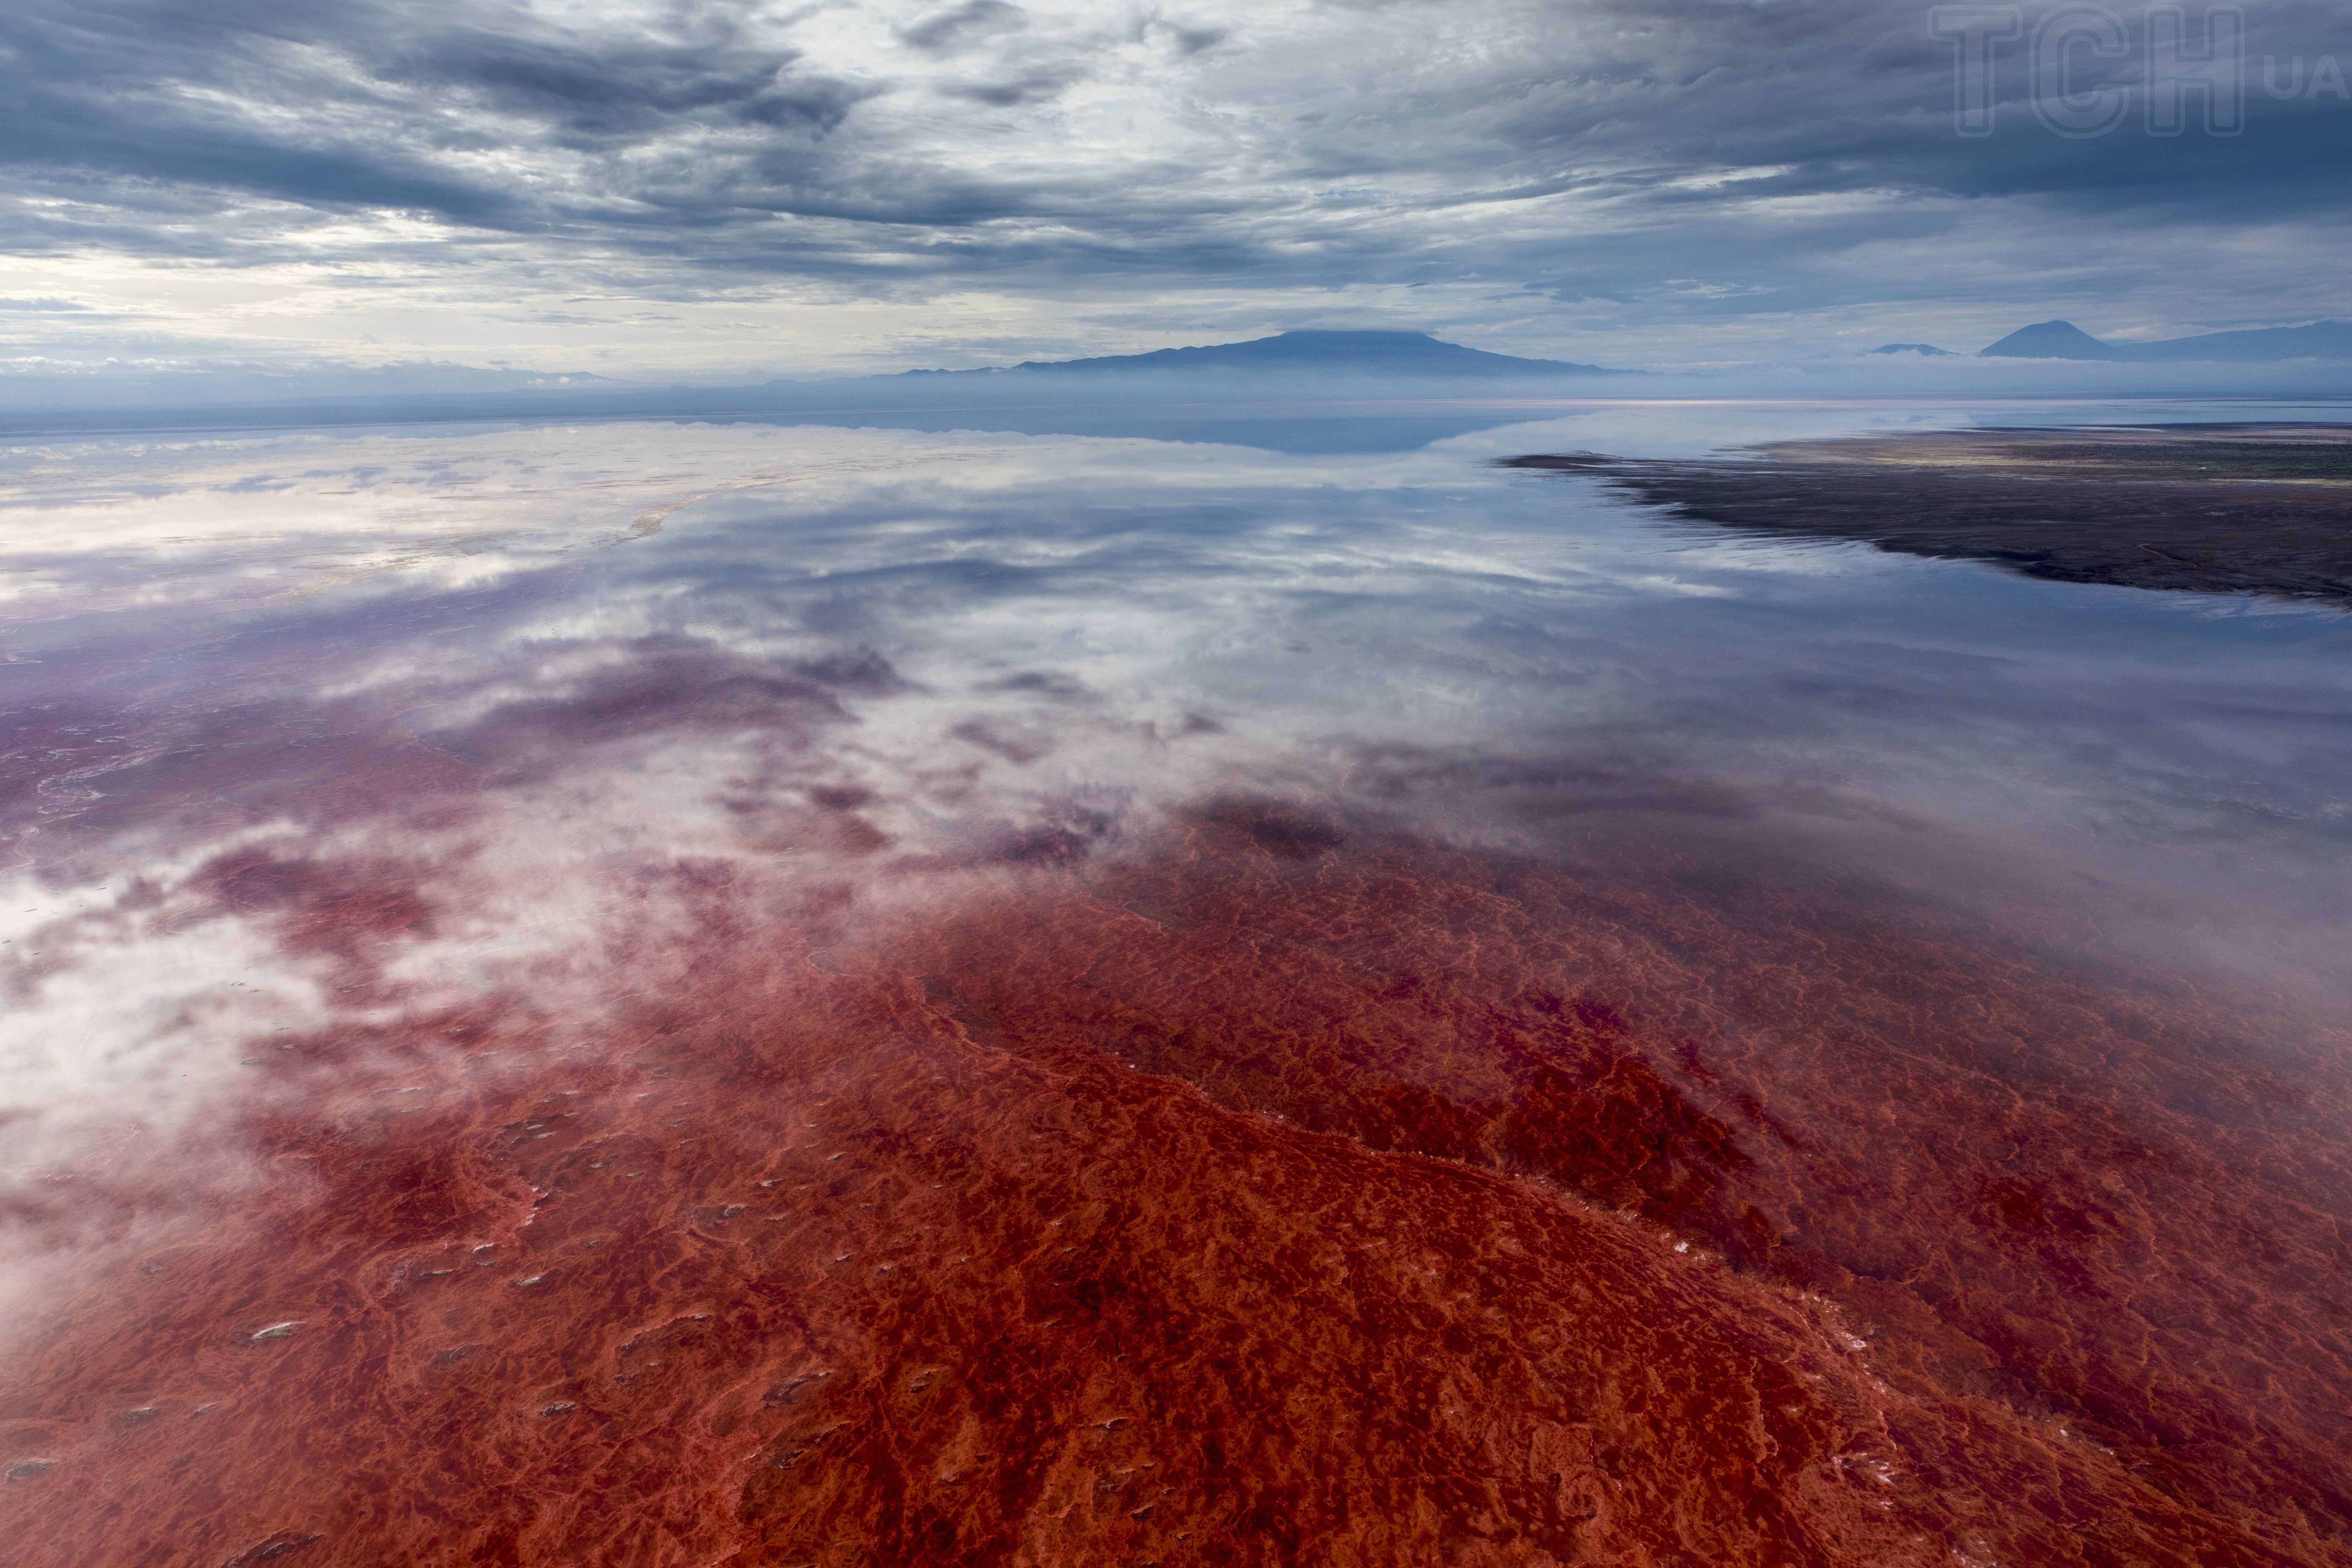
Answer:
1980;319;2352;363
919;329;1616;378
2126;321;2352;362
1978;321;2135;361
1868;343;1959;356
0;327;1627;453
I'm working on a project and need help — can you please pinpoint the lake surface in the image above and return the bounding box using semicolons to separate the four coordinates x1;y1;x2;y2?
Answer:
4;398;2350;1565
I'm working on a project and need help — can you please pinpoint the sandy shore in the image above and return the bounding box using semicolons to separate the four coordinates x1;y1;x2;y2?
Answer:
1508;423;2352;605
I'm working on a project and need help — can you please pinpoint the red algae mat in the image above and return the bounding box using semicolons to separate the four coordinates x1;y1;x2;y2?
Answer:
5;801;2349;1567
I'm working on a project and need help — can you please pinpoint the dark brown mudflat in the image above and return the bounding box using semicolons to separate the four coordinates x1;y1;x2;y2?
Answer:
1507;424;2352;604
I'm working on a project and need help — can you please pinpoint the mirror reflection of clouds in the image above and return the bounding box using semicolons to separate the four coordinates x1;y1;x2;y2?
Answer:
3;402;2349;1247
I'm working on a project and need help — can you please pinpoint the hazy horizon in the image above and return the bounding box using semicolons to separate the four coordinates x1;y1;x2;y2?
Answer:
10;323;2352;430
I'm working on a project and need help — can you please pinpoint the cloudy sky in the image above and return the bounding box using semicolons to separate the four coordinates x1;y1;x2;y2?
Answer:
3;0;2348;380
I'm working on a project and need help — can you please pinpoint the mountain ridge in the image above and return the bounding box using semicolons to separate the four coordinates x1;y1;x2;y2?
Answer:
1981;319;2352;362
900;329;1617;378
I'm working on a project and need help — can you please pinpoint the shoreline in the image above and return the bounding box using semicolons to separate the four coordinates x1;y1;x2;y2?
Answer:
1508;424;2352;605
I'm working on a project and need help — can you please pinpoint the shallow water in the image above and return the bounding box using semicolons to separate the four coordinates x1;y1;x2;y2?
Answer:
3;400;2349;1566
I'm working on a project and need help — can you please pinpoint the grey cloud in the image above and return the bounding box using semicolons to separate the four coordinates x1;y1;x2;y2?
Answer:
0;0;878;237
374;30;850;140
0;0;2346;342
945;67;1084;106
1159;22;1227;56
899;1;1029;54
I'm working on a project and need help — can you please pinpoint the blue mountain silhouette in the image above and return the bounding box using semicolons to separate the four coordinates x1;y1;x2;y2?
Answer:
1981;319;2352;362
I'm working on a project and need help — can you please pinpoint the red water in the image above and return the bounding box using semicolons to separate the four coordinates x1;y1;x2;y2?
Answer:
4;771;2349;1567
1;589;2349;1567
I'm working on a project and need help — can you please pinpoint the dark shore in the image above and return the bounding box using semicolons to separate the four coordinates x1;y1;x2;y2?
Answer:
1508;423;2352;605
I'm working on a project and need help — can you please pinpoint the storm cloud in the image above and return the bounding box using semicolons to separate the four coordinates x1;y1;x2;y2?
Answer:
1;0;2348;372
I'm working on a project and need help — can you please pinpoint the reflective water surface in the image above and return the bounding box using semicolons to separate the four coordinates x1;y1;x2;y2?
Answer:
3;401;2350;1566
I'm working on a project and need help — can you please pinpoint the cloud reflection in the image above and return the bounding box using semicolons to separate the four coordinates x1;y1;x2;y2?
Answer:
4;408;2351;1562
